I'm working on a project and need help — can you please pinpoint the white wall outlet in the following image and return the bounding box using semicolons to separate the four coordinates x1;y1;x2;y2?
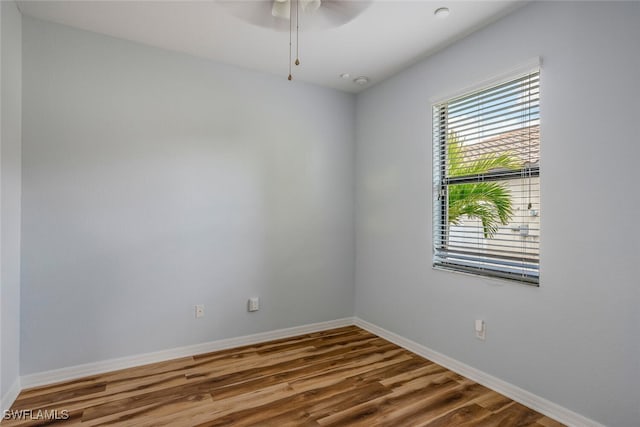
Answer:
195;304;205;318
475;319;486;340
248;297;259;312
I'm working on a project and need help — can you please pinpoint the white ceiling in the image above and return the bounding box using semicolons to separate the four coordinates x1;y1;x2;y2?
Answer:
17;0;525;93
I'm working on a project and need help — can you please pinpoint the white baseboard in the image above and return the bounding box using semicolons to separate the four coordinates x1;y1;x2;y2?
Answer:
20;317;355;390
353;317;604;427
1;377;21;413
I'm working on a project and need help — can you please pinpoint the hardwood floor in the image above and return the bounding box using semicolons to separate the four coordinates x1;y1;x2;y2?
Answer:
4;326;564;426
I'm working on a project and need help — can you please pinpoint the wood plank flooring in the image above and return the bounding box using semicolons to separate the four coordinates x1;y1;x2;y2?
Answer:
4;326;564;426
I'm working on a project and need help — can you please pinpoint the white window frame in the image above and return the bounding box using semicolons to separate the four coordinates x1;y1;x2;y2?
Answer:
432;65;541;285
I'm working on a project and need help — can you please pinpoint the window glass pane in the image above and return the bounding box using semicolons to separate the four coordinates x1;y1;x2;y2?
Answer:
433;70;540;285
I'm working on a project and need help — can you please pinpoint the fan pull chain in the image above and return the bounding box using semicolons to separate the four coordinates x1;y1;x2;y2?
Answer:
288;1;292;81
295;0;300;66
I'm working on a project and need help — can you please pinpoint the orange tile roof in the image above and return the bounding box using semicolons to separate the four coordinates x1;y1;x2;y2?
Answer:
466;125;540;166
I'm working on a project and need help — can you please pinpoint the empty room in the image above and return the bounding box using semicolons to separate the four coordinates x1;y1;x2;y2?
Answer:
1;0;638;426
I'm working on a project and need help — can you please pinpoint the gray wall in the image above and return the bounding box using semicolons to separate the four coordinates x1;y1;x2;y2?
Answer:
21;17;356;374
1;0;22;401
354;2;639;426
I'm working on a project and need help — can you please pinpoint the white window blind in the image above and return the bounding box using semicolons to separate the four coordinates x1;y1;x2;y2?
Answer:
433;70;540;285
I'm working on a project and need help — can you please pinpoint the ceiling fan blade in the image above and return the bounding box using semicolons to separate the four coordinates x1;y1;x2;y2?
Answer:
222;1;289;31
318;1;372;26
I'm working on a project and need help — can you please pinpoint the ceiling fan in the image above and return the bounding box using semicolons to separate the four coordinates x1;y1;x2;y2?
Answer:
223;0;371;32
223;0;372;80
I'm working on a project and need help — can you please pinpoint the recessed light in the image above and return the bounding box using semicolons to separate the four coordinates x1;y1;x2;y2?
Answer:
434;7;450;18
353;76;370;85
340;73;351;79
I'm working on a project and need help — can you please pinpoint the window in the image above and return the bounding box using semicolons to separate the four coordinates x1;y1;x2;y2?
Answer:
432;70;540;285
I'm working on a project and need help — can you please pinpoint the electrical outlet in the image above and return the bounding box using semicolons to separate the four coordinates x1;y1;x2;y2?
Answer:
475;319;485;340
248;297;259;312
195;304;205;318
